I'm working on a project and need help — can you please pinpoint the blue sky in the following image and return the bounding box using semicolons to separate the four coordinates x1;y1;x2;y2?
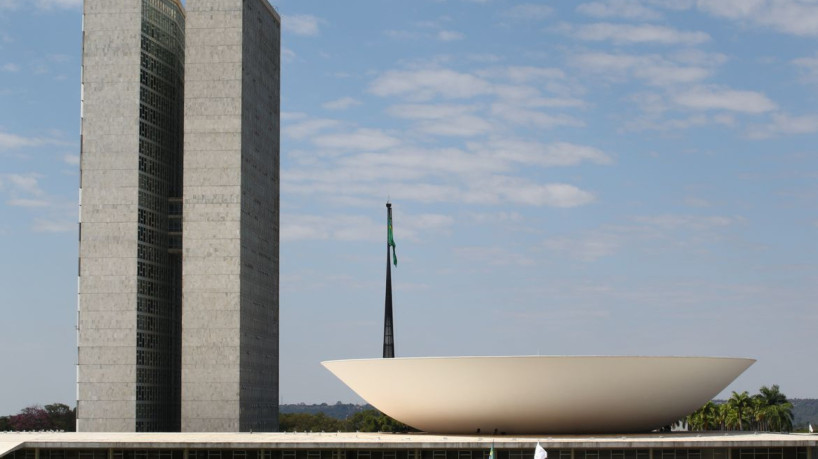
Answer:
1;0;818;414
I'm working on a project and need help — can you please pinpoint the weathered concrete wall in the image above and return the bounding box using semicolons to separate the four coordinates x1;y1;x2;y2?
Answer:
77;0;143;433
239;0;280;433
182;0;279;433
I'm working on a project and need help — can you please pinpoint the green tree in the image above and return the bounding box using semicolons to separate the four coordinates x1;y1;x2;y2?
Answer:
44;403;76;432
688;401;719;431
755;385;794;432
725;391;753;431
279;412;344;432
345;409;416;433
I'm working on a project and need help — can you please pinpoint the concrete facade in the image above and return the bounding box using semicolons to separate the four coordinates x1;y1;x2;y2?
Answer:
78;0;279;433
182;0;280;432
1;432;817;459
78;0;153;433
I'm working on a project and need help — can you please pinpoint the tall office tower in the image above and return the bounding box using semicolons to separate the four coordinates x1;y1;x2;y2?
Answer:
78;0;185;432
182;0;280;432
77;0;279;433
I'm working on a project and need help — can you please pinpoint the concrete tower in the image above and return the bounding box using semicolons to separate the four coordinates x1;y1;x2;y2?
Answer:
78;0;185;432
77;0;279;432
181;0;280;432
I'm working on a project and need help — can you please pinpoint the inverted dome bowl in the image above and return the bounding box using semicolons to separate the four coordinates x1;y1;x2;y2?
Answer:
322;355;754;434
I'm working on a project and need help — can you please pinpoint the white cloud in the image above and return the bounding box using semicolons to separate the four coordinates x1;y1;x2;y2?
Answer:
32;218;75;233
281;212;454;243
543;231;621;261
407;213;455;231
437;30;464;41
747;113;818;139
312;128;401;151
62;154;79;165
570;52;712;86
34;0;81;9
792;54;818;81
414;115;493;137
454;246;535;267
502;4;553;20
0;130;67;150
283;14;324;37
284;141;601;208
397;213;456;241
478;66;566;84
577;0;663;20
673;86;777;113
283;118;341;140
491;103;585;128
633;214;736;231
622;114;710;132
2;173;45;196
369;69;493;100
8;198;50;208
387;103;478;120
507;66;566;83
698;0;818;37
281;214;378;242
487;177;596;207
385;104;493;137
336;147;504;179
465;211;524;224
472;140;613;167
322;97;362;111
566;23;710;45
2;0;81;10
2;63;19;72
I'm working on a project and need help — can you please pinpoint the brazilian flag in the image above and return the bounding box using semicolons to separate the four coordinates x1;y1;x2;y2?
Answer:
388;212;397;266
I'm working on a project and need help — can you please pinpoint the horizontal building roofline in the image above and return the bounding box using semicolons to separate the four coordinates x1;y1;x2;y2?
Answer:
1;431;817;457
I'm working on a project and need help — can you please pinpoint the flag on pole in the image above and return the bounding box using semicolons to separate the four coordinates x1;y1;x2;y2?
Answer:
388;211;397;266
488;447;495;459
534;443;547;459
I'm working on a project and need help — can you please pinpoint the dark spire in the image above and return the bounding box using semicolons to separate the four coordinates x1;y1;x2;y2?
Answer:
383;202;395;358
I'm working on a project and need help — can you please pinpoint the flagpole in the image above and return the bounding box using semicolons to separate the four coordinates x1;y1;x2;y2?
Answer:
383;202;395;358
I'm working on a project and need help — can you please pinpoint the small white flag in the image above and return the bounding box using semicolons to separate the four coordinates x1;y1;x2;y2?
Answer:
534;443;547;459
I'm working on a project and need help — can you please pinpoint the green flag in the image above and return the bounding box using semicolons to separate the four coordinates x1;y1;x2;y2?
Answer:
388;212;397;266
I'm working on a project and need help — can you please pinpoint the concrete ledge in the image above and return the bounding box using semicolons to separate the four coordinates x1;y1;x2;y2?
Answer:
1;431;817;454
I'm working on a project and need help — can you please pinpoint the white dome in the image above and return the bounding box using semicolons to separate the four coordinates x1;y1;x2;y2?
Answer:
322;355;754;434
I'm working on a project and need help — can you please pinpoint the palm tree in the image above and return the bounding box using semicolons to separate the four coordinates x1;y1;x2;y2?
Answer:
757;385;794;432
726;391;753;431
752;395;767;430
688;401;719;431
759;385;788;405
714;402;728;431
686;385;794;432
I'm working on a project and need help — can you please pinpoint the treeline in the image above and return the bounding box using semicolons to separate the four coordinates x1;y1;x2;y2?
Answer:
0;403;75;432
0;403;409;433
280;402;372;420
279;409;416;433
4;396;817;433
687;385;797;432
